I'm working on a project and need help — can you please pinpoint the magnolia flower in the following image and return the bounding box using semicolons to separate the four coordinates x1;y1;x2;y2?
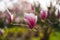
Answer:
4;13;11;24
40;10;47;20
7;11;14;22
31;5;34;10
4;12;14;29
24;13;37;29
11;14;14;21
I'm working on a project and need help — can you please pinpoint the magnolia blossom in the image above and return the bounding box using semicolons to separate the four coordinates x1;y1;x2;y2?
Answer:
31;5;34;10
11;14;14;21
24;13;37;29
40;10;47;20
4;12;14;28
4;13;11;24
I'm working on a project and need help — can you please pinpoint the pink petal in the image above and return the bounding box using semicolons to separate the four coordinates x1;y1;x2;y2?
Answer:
24;13;37;29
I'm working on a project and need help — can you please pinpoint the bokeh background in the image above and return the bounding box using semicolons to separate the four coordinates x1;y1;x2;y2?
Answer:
0;0;60;40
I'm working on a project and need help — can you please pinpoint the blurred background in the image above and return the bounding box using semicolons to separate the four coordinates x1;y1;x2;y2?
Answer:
0;0;60;40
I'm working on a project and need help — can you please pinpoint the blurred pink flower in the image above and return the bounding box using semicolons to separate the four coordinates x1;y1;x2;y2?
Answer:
28;5;35;13
4;12;14;25
6;13;12;23
24;13;37;29
31;5;34;11
40;10;47;20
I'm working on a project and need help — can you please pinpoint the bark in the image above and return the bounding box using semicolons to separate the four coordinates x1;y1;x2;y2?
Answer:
40;28;51;40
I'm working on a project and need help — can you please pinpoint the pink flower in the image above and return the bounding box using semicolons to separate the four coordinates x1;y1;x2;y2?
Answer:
31;5;34;10
4;12;13;25
40;10;47;20
24;13;37;29
6;13;12;23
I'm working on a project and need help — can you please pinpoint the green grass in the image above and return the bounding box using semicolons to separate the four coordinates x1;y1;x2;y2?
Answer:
4;27;27;37
50;31;60;40
0;26;60;40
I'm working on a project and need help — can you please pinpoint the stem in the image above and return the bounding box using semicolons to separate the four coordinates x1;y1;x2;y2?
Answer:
40;27;52;40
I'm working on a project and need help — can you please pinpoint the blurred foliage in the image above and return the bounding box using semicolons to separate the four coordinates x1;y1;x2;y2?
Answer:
34;2;41;14
0;19;4;28
0;27;59;40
